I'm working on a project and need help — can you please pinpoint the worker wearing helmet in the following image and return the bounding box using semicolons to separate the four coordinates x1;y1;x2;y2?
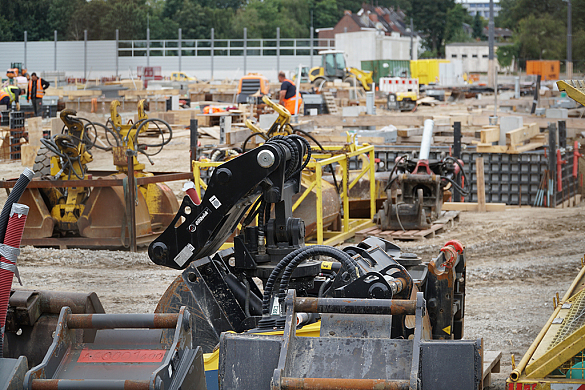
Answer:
0;86;22;111
278;71;303;115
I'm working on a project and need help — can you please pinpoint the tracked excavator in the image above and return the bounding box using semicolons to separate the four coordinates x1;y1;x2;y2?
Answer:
21;100;178;247
1;132;488;389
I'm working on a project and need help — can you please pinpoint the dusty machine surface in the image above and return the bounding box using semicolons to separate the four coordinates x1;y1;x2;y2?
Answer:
18;101;179;248
377;119;468;230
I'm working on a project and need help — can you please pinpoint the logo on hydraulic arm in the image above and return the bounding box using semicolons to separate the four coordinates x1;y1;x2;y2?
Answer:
188;207;211;232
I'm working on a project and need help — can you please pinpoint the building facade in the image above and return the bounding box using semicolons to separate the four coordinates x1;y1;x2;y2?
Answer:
456;0;501;18
445;42;510;73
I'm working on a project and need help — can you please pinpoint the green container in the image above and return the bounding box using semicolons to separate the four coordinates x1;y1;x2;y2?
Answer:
361;60;411;85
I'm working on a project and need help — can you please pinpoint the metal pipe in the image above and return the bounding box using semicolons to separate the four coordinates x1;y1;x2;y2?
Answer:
243;28;247;75
24;31;27;70
419;119;434;160
294;297;416;315
146;28;150;67
31;379;150;390
277;27;280;76
84;30;87;80
115;29;119;80
310;26;314;69
67;313;179;329
54;30;57;72
178;28;182;72
410;18;414;60
126;150;137;252
211;28;214;80
280;378;410;390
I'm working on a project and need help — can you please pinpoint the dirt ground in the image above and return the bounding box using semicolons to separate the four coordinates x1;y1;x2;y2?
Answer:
1;112;584;389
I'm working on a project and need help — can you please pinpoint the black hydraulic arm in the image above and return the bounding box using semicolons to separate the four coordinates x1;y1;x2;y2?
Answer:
149;140;301;270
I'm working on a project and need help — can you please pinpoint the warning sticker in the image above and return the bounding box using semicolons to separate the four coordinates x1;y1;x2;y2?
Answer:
321;261;333;270
174;243;194;267
209;195;222;209
442;326;451;334
271;297;280;316
78;349;166;363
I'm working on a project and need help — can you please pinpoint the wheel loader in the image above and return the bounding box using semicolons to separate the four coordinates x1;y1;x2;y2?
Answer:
21;100;179;247
309;50;373;91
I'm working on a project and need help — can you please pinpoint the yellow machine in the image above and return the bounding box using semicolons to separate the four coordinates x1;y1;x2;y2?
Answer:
309;50;373;91
557;80;585;106
244;95;294;141
170;72;197;82
22;102;178;247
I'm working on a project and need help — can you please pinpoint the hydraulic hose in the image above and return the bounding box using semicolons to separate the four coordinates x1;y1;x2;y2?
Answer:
0;203;29;358
0;168;33;243
261;245;359;315
277;246;359;302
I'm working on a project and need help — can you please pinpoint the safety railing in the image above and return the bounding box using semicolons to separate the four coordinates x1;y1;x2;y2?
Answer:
119;37;336;57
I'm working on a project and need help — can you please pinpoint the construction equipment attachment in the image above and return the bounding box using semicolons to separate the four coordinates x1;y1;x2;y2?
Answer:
3;290;105;369
23;306;205;390
507;257;585;389
377;120;468;230
557;80;585;106
145;133;491;388
19;101;180;248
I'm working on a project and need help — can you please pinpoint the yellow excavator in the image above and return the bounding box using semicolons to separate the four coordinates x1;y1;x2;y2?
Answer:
308;50;373;91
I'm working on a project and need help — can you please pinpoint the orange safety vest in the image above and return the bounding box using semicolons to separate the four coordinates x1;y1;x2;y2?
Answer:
28;79;44;99
0;91;9;101
282;79;302;115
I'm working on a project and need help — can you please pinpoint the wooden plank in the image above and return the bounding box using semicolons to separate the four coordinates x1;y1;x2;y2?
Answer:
509;140;546;154
476;157;486;212
118;89;180;97
475;144;509;153
27;117;43;147
443;202;506;212
312;135;386;145
480;127;500;144
506;123;540;146
397;127;424;137
20;144;40;168
311;115;430;128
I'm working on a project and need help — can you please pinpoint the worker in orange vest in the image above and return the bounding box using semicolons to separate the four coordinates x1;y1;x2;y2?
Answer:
0;86;22;111
27;72;50;117
278;71;302;115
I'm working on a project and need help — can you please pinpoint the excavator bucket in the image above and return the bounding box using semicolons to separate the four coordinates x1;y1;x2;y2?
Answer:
19;189;54;239
143;182;180;231
77;175;152;244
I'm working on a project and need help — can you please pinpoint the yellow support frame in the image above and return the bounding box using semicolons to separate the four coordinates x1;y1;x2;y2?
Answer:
191;138;376;248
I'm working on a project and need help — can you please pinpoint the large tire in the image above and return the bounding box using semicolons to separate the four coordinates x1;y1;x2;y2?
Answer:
32;145;56;178
312;77;327;92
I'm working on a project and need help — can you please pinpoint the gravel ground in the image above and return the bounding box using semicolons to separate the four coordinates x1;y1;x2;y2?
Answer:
1;112;584;389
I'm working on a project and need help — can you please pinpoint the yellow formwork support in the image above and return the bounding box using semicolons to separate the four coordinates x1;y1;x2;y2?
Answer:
508;256;585;387
191;138;376;247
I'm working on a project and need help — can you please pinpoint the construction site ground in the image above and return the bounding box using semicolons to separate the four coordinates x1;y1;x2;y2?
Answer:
1;107;584;389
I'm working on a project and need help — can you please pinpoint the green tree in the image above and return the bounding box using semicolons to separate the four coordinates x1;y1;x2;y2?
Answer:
497;0;566;30
497;42;520;67
231;0;309;38
444;4;473;44
516;13;565;59
472;12;483;39
410;0;455;55
310;0;339;30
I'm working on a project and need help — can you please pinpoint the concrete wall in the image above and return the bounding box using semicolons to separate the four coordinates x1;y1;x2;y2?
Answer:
445;45;490;73
335;31;420;69
0;40;318;82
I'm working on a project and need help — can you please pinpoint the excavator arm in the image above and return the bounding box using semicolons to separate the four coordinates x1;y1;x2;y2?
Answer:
149;137;306;270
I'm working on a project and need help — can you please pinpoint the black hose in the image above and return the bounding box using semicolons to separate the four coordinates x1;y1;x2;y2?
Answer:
293;129;340;194
261;245;359;315
318;273;335;298
384;154;409;191
0;168;33;243
277;246;359;303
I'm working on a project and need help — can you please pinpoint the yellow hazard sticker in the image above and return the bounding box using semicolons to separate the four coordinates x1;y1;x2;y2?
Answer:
321;261;333;270
443;326;451;334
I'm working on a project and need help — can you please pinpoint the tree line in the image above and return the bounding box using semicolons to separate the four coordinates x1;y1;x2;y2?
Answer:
0;0;582;64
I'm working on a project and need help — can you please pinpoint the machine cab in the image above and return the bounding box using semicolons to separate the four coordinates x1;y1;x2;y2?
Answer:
321;50;347;79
